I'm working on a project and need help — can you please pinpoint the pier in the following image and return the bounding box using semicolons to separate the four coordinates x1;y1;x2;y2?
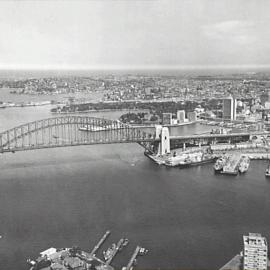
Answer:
124;246;141;270
90;230;111;257
27;231;148;270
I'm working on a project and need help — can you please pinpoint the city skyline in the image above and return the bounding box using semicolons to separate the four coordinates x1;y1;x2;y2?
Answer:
1;0;270;70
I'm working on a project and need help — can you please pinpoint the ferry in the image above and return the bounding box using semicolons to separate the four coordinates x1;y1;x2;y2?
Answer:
79;120;124;132
238;156;250;173
265;162;270;177
79;125;110;132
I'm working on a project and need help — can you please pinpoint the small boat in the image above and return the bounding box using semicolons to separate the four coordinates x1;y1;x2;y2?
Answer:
214;156;227;172
119;238;129;251
122;238;129;247
238;156;250;173
265;162;270;177
103;243;116;261
139;247;148;256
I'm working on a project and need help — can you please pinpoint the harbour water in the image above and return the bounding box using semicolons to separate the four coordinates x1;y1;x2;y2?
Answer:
1;104;270;270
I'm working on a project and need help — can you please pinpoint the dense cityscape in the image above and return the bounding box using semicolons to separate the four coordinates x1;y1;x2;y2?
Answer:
1;71;270;270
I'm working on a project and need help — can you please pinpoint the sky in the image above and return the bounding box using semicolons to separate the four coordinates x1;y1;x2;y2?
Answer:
0;0;270;70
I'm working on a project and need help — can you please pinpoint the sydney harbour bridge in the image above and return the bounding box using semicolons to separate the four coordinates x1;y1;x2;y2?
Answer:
0;116;266;154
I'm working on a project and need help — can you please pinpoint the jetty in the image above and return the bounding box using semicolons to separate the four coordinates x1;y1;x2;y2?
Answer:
122;246;148;270
124;246;141;270
90;230;111;257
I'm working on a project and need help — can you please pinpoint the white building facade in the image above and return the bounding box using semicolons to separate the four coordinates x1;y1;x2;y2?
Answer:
243;233;268;270
223;96;237;121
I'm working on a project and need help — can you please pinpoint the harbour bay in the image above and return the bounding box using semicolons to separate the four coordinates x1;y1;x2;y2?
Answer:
1;105;270;269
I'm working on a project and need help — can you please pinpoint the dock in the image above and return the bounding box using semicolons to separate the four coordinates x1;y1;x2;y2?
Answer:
90;230;111;257
27;231;148;270
124;246;141;270
105;238;125;265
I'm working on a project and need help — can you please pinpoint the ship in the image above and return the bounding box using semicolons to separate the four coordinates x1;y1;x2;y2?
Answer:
220;154;242;176
178;151;215;167
164;148;215;167
238;156;250;173
165;153;188;167
265;162;270;177
213;156;228;172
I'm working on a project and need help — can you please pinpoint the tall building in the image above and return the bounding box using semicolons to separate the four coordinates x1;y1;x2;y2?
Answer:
223;96;237;121
162;113;172;125
243;233;268;270
177;110;185;123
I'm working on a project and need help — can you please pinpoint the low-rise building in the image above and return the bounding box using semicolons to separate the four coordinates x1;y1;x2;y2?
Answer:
162;113;172;125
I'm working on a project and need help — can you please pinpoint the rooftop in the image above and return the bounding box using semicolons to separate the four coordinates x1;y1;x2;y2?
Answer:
243;233;267;247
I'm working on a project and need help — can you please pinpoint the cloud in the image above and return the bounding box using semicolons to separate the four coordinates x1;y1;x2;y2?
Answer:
202;20;256;46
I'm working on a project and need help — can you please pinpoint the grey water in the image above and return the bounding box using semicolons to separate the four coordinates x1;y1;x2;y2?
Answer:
1;104;270;270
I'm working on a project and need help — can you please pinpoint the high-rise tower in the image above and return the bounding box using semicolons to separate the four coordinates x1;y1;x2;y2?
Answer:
223;96;237;121
243;233;268;270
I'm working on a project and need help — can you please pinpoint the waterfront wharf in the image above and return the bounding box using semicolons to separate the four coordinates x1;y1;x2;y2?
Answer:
90;230;111;257
27;231;148;270
105;238;125;265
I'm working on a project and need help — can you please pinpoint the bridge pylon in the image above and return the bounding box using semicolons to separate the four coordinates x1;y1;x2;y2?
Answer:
156;125;170;156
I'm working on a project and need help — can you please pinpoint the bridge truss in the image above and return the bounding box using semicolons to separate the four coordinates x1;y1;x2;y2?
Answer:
0;116;156;153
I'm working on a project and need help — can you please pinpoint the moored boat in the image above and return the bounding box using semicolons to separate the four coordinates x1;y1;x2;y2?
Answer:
178;152;215;167
265;162;270;177
103;243;116;261
238;156;250;173
214;156;228;172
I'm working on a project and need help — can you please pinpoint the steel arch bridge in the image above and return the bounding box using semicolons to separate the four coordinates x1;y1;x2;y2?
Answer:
0;116;157;153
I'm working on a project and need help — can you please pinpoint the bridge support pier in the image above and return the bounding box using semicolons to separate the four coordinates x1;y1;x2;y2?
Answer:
155;125;170;156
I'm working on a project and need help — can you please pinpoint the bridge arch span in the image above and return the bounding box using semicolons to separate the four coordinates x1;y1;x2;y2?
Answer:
0;116;156;153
